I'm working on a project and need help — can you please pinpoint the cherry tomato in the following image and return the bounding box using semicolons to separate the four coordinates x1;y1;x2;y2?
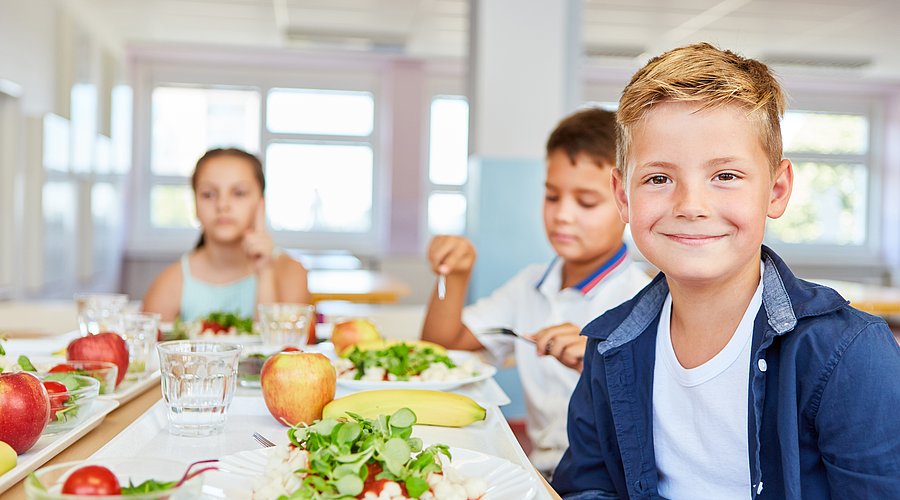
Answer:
49;364;78;373
281;346;301;352
61;465;122;495
42;380;69;420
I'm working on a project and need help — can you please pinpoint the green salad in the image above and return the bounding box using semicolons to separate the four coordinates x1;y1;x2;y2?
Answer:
345;344;456;381
280;408;450;499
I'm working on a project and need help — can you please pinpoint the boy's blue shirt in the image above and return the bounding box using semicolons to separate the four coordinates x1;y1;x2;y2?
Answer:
552;246;900;499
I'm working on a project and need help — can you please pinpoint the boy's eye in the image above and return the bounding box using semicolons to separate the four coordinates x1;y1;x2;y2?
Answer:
544;194;559;202
716;172;737;181
647;175;669;185
577;197;599;208
200;191;215;199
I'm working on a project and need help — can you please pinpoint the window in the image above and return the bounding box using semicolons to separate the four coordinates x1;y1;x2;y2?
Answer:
148;85;261;229
427;95;469;235
265;88;375;236
140;75;378;251
767;110;871;247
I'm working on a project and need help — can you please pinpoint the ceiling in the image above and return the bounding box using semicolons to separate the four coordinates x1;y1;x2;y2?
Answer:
80;0;900;79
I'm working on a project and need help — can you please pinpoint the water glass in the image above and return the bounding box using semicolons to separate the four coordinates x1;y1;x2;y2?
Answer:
74;293;128;336
156;341;241;437
122;312;160;379
257;303;316;348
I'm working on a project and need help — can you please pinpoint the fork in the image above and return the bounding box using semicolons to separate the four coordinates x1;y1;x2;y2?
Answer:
482;328;535;344
253;432;276;448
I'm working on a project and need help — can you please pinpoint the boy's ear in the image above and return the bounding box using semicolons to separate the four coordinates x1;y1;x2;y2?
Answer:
610;168;630;223
767;159;793;219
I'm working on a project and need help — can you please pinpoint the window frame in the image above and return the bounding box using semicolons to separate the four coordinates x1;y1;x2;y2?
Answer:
765;92;884;265
129;60;385;256
423;74;469;241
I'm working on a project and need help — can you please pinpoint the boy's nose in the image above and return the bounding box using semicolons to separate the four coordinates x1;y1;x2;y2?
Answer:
672;182;709;219
554;198;577;222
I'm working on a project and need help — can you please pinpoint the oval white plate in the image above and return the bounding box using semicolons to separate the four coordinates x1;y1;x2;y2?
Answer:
336;351;497;391
215;446;538;500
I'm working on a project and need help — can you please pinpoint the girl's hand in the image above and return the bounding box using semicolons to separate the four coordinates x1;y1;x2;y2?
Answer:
243;202;275;274
428;236;477;276
530;323;586;372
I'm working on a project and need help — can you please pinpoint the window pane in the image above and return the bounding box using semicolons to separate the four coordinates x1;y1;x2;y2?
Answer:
267;88;374;136
111;84;132;174
428;192;466;235
150;185;197;228
428;96;469;185
43;182;77;285
767;162;866;245
71;83;97;173
92;183;122;272
266;142;373;232
43;113;70;172
151;86;260;176
782;112;868;154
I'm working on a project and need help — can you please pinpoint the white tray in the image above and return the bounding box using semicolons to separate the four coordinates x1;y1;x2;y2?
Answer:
0;398;119;494
90;396;549;499
101;370;161;404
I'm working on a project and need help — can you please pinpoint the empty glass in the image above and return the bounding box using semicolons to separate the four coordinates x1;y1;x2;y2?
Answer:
122;312;160;379
156;341;241;437
257;303;316;348
74;293;128;336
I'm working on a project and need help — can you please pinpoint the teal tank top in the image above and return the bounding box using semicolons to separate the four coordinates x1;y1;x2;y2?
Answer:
180;254;257;322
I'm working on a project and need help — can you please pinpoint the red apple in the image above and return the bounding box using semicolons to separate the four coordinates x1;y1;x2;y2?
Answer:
330;319;380;354
0;371;51;454
67;332;129;387
260;351;336;426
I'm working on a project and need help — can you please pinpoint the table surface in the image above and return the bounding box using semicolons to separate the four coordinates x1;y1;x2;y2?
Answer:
814;279;900;316
308;269;411;304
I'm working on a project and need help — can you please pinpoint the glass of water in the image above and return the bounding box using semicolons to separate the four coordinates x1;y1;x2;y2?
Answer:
74;293;128;336
257;303;316;348
156;341;242;437
122;312;160;379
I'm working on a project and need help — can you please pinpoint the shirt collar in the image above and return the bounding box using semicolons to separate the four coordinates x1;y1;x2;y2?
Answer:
535;244;630;296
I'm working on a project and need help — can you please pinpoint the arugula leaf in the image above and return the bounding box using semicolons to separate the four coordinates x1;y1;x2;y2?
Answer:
205;311;254;334
346;343;456;381
121;479;178;495
17;355;37;372
282;408;447;498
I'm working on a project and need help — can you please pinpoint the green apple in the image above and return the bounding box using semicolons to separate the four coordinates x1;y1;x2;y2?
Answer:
0;440;16;475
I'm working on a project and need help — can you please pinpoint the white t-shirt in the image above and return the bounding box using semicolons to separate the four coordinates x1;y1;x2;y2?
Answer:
463;250;651;472
652;266;763;499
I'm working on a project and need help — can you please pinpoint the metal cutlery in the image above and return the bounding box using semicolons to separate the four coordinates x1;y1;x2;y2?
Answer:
253;432;276;448
437;274;446;300
482;328;535;344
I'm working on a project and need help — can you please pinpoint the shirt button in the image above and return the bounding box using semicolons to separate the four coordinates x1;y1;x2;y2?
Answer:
757;359;767;372
757;481;764;494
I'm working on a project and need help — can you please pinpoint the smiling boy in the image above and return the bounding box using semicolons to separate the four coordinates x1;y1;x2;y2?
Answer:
552;43;900;498
422;108;651;475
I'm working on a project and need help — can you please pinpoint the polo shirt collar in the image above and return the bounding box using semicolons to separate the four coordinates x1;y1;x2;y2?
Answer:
536;244;630;296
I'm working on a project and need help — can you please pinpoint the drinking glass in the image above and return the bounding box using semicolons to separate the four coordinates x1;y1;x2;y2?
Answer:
74;293;128;336
257;303;316;348
122;312;160;379
156;341;241;437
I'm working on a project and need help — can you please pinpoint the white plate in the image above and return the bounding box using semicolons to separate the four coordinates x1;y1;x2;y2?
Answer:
0;398;119;494
336;351;498;391
216;446;538;500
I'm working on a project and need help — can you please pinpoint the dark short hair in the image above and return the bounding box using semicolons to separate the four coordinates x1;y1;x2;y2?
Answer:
546;107;617;168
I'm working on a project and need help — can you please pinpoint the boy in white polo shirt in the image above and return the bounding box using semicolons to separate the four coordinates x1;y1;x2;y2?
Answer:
421;108;651;475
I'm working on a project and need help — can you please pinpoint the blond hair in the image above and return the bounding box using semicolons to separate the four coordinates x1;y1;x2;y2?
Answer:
616;42;786;180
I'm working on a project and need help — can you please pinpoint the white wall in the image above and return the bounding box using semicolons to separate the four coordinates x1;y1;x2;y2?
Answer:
0;0;58;115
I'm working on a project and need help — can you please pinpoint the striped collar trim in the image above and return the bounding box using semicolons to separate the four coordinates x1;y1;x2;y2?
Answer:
535;244;629;295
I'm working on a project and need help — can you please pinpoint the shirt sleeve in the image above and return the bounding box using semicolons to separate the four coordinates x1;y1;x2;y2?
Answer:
551;338;622;497
462;268;536;365
816;321;900;494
